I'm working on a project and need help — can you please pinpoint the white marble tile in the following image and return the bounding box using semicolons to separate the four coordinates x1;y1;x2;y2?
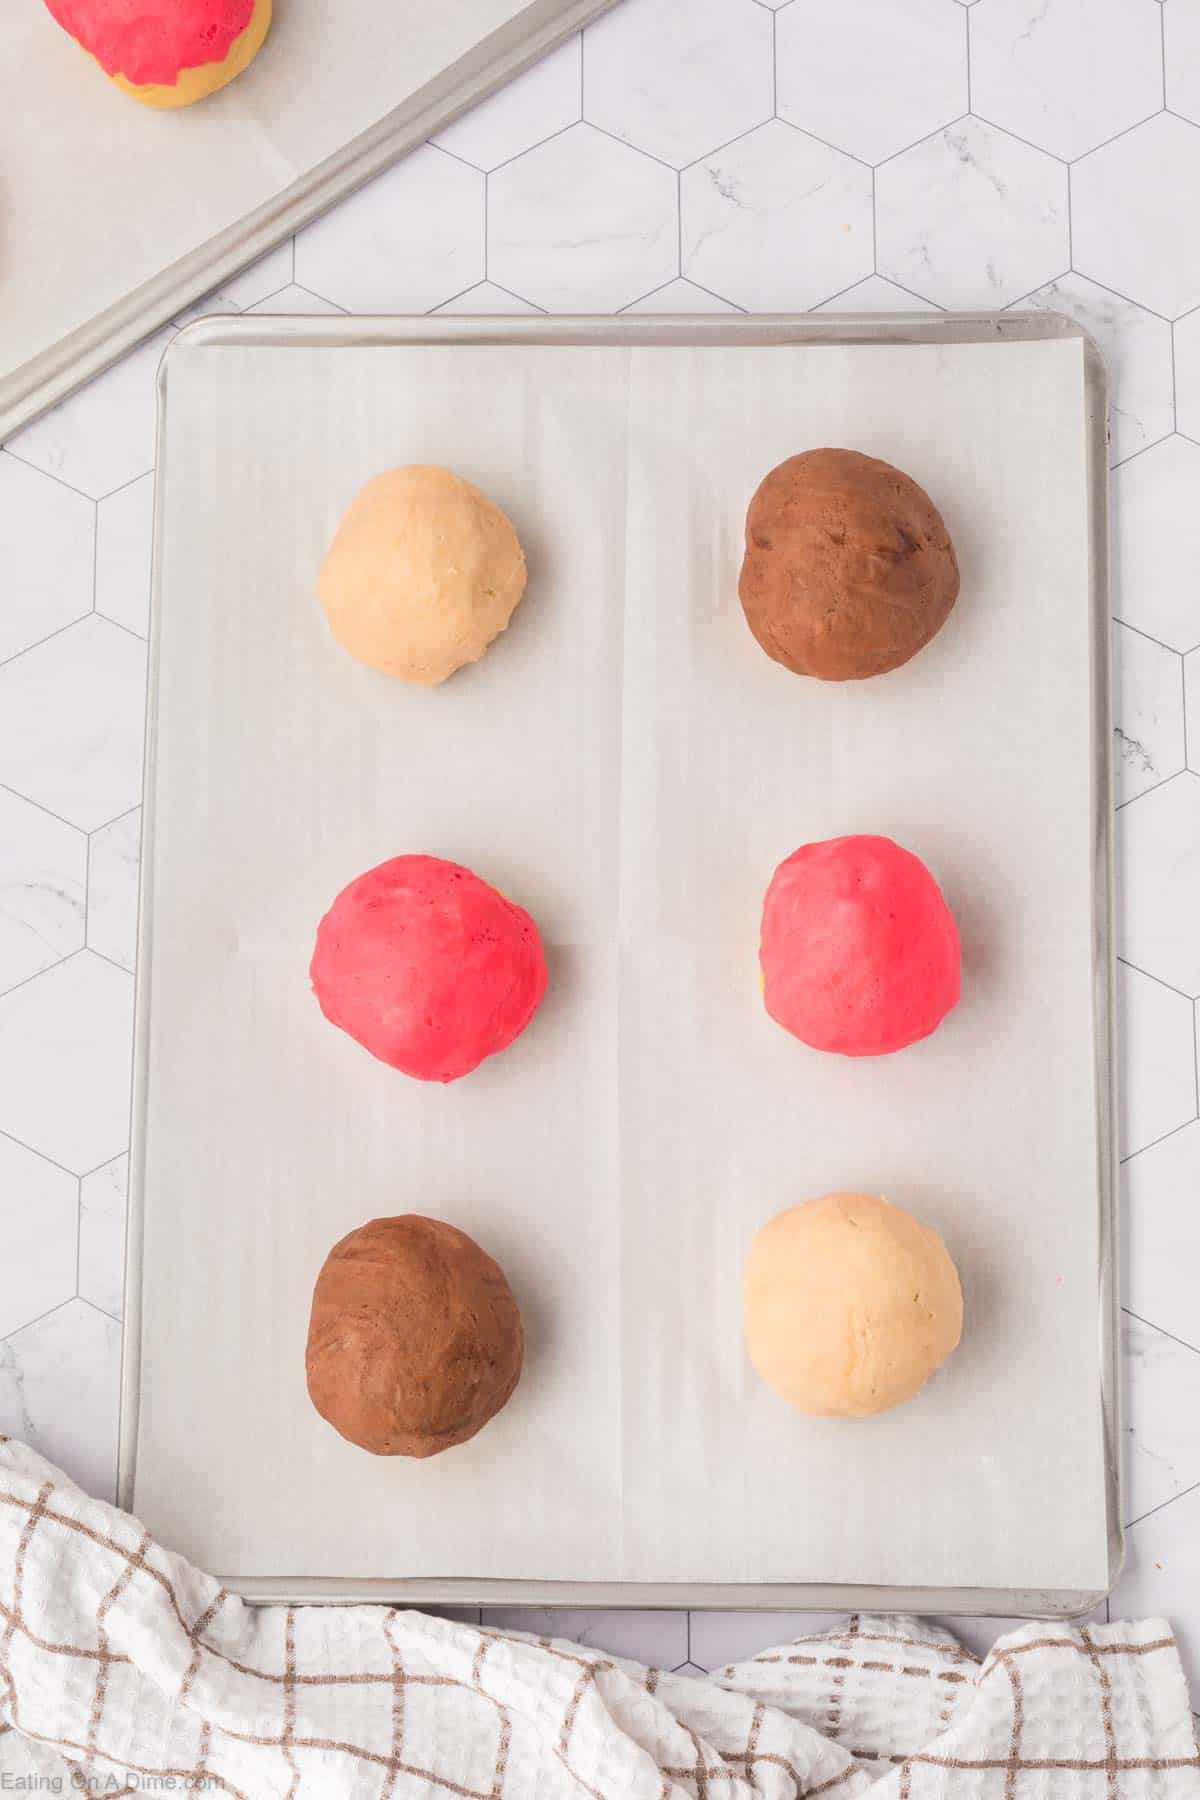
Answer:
1109;1482;1200;1699
1118;772;1200;996
689;1612;847;1671
94;471;154;639
584;0;772;169
87;808;140;974
1113;621;1185;806
0;616;146;833
78;1153;127;1322
5;329;174;501
622;278;741;313
1072;115;1200;320
777;0;966;166
1175;307;1200;445
0;951;132;1176
970;0;1163;162
172;241;294;326
1015;274;1173;467
813;275;941;313
490;123;677;311
681;120;873;311
1117;962;1197;1159
1123;1312;1200;1526
875;118;1068;309
0;453;94;663
245;285;346;316
435;34;580;171
1186;650;1200;774
481;1609;688;1667
433;282;543;315
0;787;86;996
295;145;484;314
0;1135;77;1339
1165;0;1200;127
1124;1117;1200;1345
1112;436;1200;653
0;1298;120;1503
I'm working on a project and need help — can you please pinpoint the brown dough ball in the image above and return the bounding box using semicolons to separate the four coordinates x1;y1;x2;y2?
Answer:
305;1215;524;1457
738;448;959;681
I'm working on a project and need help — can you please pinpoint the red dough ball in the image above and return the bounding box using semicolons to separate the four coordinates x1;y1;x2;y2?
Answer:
310;855;547;1083
760;835;960;1057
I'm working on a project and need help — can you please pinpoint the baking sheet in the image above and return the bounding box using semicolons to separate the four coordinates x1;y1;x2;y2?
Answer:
0;0;613;440
123;315;1117;1610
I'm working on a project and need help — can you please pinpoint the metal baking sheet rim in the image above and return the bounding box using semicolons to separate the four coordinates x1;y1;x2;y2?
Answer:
0;0;616;444
120;310;1120;1617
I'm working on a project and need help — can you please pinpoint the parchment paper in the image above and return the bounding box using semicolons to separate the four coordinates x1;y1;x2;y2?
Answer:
0;0;603;434
131;330;1109;1593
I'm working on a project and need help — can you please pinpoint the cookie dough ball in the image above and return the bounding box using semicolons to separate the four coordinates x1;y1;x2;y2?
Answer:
306;1216;524;1457
744;1194;963;1418
317;466;527;686
310;854;547;1083
42;0;271;107
739;448;959;681
761;834;960;1057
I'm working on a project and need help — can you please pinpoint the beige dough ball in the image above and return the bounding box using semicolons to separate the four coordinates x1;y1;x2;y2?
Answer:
317;466;527;686
743;1193;963;1418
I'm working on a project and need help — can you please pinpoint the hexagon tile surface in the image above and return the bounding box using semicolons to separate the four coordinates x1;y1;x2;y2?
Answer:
490;124;677;311
876;117;1068;309
777;0;966;166
583;0;772;169
6;0;1200;1675
682;120;873;311
970;0;1163;163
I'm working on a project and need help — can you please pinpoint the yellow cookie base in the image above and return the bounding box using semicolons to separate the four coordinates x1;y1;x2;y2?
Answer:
107;0;271;108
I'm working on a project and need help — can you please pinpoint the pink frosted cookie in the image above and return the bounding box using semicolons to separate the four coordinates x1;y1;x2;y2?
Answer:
310;855;547;1083
760;834;960;1057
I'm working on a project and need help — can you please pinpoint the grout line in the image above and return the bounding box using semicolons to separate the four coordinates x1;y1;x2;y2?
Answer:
1066;162;1073;268
1121;1114;1199;1165
0;445;97;505
0;1127;81;1185
1115;767;1186;810
1182;656;1191;773
1125;1479;1200;1534
483;170;490;284
76;1294;123;1329
966;112;1070;166
683;278;746;312
83;830;91;952
90;801;142;838
770;112;872;168
1194;990;1200;1118
96;612;148;651
1170;319;1179;435
86;945;135;980
1110;617;1186;659
485;118;580;178
771;8;778;115
490;281;546;313
0;945;85;1005
1118;957;1195;1007
89;499;99;616
676;170;682;278
290;234;296;284
0;1296;78;1347
0;614;91;675
0;781;85;837
964;4;971;114
872;112;970;172
1161;3;1168;109
870;167;877;274
1069;105;1168;168
74;1173;82;1296
94;466;154;506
